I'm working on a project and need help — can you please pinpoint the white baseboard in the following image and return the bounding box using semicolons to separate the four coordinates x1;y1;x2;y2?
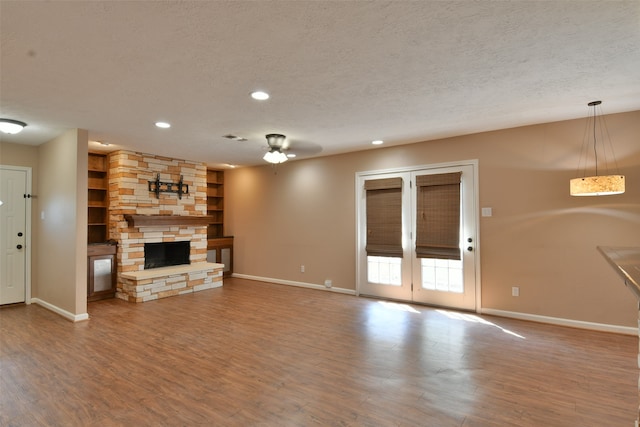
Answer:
481;308;637;336
231;274;356;296
31;298;89;322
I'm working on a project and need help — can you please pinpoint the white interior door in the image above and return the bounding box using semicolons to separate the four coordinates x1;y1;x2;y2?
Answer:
357;162;478;311
0;167;29;305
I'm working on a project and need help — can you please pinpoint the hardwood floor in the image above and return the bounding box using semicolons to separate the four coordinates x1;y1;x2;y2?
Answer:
0;277;636;426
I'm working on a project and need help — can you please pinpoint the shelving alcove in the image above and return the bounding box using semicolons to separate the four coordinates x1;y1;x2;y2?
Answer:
87;152;117;301
206;168;233;277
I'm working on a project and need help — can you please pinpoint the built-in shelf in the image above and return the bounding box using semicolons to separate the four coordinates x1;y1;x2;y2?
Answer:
124;214;215;227
207;169;224;239
88;152;109;245
205;169;232;276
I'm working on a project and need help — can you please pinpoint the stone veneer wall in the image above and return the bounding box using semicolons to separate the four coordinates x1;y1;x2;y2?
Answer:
108;150;210;301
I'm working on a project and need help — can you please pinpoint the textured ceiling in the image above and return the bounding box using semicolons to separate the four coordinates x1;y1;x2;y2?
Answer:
1;1;639;168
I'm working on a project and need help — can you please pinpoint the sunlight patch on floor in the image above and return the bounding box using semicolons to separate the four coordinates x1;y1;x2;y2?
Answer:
436;309;526;339
377;301;421;314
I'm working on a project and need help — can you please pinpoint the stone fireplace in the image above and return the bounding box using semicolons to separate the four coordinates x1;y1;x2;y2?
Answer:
108;150;223;302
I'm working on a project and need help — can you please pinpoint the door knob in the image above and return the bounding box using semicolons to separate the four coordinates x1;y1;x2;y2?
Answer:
467;246;473;252
18;232;23;237
467;238;473;243
16;244;23;249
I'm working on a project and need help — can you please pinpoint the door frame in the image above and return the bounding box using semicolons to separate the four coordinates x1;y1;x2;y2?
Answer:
0;165;32;305
355;159;481;312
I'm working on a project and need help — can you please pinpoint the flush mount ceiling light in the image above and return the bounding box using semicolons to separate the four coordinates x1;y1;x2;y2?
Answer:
263;133;288;164
251;91;270;101
570;101;625;196
372;140;384;145
155;121;171;129
0;118;27;134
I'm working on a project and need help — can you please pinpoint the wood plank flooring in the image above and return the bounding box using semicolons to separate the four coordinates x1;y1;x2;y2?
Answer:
0;277;636;426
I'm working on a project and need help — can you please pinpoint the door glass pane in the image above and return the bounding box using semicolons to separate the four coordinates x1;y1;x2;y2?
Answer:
207;249;217;263
367;256;402;286
93;258;112;292
420;258;463;293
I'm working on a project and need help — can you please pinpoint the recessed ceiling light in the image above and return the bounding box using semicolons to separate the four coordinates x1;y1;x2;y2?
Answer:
372;140;384;145
287;153;296;158
251;91;270;100
155;121;171;128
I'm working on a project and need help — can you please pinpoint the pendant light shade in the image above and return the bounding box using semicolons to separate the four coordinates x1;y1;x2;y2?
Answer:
570;175;625;196
0;118;27;134
263;148;288;164
570;101;625;196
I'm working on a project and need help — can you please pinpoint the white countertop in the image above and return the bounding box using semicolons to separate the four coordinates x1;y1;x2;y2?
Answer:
597;246;640;300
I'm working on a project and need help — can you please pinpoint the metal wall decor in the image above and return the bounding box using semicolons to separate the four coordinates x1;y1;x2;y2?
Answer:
148;173;189;199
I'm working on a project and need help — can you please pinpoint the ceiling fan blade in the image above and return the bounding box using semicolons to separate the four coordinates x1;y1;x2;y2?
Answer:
283;140;323;157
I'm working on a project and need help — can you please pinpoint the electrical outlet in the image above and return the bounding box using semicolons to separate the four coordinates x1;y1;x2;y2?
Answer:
300;265;305;273
324;279;332;288
512;286;520;297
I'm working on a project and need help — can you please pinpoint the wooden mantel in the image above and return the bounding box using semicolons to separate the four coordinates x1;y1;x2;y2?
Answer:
124;215;214;227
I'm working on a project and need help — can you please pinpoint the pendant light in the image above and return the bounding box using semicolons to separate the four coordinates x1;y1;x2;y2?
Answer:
569;101;625;196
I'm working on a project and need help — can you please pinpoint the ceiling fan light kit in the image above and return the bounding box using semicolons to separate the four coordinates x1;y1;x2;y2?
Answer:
263;133;288;164
263;149;288;164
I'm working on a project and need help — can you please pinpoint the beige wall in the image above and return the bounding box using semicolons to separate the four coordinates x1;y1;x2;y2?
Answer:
36;129;88;316
225;110;640;327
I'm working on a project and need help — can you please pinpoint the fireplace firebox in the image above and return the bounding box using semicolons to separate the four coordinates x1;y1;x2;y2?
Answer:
144;241;190;269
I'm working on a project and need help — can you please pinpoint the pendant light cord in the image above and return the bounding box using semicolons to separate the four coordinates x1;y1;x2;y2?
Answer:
592;105;598;176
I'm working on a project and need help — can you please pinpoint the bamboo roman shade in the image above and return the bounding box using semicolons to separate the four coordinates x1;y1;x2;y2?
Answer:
415;172;462;260
365;177;403;257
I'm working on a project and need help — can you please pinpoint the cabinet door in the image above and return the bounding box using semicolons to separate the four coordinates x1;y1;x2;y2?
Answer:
88;254;116;300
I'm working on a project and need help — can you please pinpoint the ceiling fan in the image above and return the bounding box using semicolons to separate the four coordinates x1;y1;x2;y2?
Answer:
262;133;322;164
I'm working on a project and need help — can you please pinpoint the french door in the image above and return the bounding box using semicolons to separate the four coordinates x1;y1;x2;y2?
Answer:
356;162;478;311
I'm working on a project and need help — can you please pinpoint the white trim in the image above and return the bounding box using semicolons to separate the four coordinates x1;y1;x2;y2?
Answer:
232;273;356;295
0;165;32;304
481;308;637;336
31;298;89;322
355;159;479;178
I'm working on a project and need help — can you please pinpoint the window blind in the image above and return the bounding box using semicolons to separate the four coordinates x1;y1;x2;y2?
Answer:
364;177;403;257
415;172;462;260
